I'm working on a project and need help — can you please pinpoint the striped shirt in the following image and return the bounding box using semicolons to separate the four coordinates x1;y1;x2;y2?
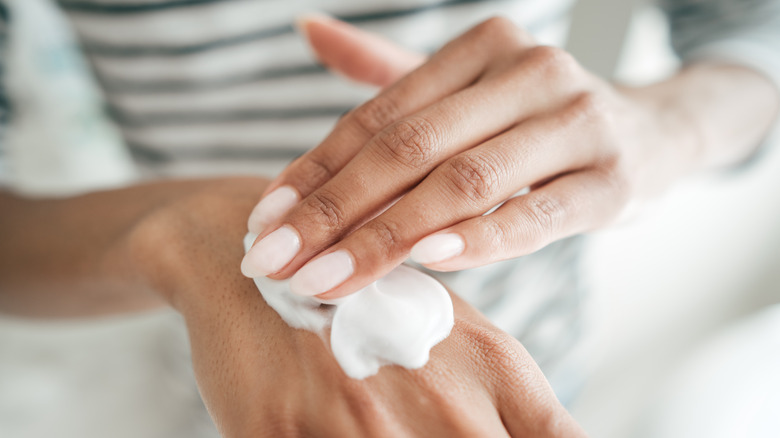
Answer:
2;0;780;402
57;0;574;178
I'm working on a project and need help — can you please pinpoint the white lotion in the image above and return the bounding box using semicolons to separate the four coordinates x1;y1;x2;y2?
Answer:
243;232;454;379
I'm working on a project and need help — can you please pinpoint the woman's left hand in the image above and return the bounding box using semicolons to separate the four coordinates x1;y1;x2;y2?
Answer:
241;15;695;299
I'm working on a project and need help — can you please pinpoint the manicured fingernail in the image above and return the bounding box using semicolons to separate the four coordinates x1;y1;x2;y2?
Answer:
294;11;333;40
241;226;300;277
290;250;354;296
410;233;465;264
247;186;299;233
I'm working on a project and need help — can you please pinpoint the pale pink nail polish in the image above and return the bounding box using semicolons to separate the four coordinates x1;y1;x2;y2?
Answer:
241;226;301;277
247;186;299;234
410;233;465;265
289;250;354;296
294;11;333;40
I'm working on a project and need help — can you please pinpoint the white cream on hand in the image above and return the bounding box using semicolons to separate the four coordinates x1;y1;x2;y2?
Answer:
243;232;454;379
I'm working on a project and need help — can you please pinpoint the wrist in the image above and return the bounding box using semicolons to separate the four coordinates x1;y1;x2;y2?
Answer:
620;64;779;181
616;81;703;198
125;204;207;313
126;177;272;316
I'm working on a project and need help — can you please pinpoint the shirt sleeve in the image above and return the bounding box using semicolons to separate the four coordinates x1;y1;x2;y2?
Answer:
662;0;780;91
0;1;12;188
661;0;780;167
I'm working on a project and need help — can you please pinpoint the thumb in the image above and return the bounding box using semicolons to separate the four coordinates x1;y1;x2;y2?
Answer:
296;13;426;87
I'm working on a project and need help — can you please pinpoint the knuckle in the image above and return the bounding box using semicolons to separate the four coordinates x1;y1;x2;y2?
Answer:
300;189;348;230
442;154;502;204
345;385;388;426
376;117;440;168
572;91;611;127
364;220;407;258
474;16;521;42
597;159;633;204
563;91;622;158
525;45;580;82
608;161;632;192
351;96;402;135
455;320;543;395
455;320;523;371
482;217;513;257
559;91;611;136
522;193;568;245
294;154;336;190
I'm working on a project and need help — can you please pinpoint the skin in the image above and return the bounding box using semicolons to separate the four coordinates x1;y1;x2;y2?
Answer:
0;178;585;437
3;12;778;438
248;16;780;300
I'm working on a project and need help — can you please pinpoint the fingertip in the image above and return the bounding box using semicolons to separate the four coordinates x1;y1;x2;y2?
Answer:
240;252;267;278
289;249;355;297
241;226;302;278
313;290;348;301
293;10;335;40
312;295;349;305
247;185;300;234
246;209;264;234
294;11;342;54
410;232;465;265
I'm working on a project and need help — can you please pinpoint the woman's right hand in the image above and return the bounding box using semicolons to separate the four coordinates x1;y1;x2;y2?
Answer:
130;177;585;437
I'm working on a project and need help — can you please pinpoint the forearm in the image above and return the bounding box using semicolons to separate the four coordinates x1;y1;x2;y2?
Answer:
623;63;779;194
0;180;213;317
681;65;778;168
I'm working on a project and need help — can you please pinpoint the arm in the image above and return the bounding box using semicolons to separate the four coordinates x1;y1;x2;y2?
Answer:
621;63;778;191
128;178;586;437
1;178;586;436
240;15;779;300
658;0;780;169
0;179;227;317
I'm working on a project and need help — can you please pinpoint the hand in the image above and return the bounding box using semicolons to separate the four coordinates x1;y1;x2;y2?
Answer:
241;16;685;299
129;179;585;437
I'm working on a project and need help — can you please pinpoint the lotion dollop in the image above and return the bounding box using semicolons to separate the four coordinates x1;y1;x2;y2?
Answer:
243;232;454;379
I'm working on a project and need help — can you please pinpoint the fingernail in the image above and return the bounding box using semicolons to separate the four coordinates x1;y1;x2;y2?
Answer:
241;226;301;277
410;233;465;264
247;186;299;234
294;11;333;40
290;250;354;296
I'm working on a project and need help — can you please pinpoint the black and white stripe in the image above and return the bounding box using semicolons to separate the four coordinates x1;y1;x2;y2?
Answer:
0;1;11;182
52;0;573;165
59;0;244;14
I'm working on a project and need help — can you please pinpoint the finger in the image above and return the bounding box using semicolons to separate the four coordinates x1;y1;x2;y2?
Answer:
500;387;583;438
440;311;575;438
251;18;535;231
429;292;551;437
250;69;572;282
489;338;574;437
248;44;588;279
281;93;605;297
426;401;511;438
297;13;426;87
387;365;511;438
244;82;513;275
412;168;627;272
492;344;584;437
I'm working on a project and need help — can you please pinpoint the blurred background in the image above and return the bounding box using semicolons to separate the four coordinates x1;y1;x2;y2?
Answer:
1;0;779;437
